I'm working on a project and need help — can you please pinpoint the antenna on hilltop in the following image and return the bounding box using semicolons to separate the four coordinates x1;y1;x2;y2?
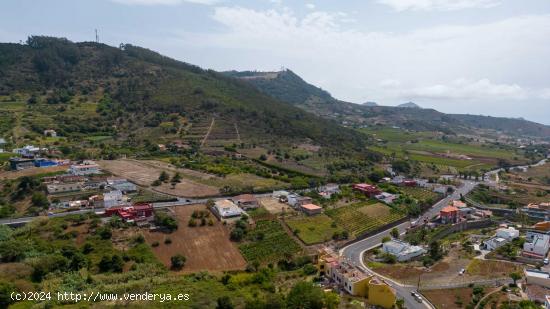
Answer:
95;29;99;43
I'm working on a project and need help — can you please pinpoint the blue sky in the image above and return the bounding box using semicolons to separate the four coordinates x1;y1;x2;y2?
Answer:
2;0;550;125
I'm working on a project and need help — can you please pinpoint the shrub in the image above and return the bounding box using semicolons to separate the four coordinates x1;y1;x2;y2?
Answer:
171;254;186;270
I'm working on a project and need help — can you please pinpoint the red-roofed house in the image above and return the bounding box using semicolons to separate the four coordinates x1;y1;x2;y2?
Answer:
353;184;382;197
301;203;322;216
104;203;154;222
440;206;459;224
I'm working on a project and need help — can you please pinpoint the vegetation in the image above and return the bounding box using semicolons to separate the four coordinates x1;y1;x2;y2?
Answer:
239;220;301;264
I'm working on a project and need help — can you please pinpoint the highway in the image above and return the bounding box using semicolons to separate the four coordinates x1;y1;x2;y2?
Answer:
340;180;478;309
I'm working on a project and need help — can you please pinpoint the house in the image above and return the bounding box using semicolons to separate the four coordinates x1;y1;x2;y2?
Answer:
522;203;550;221
391;176;405;185
43;129;57;137
69;161;101;175
433;185;449;194
104;203;154;222
106;178;137;193
68;200;89;208
9;158;35;170
43;174;85;184
212;199;244;221
535;221;550;232
231;194;259;210
382;239;426;262
483;237;508;251
46;182;83;194
440;206;459;224
13;145;40;158
287;194;312;208
300;203;322;216
402;179;417;187
525;269;550;289
375;192;398;204
317;248;396;308
353;183;381;197
103;190;125;209
272;190;290;199
458;207;475;217
496;227;520;240
380;177;392;183
318;183;340;199
451;200;467;208
415;178;429;187
523;231;550;259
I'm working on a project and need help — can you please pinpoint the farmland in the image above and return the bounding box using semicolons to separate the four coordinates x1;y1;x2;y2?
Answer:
286;214;343;245
399;187;440;202
143;205;247;273
239;219;302;264
325;202;406;237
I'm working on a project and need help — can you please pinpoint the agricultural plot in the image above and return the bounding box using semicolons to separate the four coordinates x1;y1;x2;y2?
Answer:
143;205;247;272
325;202;405;237
286;214;343;245
239;220;302;264
399;187;440;202
202;118;241;148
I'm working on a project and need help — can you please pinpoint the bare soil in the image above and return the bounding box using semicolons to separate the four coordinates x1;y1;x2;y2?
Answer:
143;205;247;273
0;165;67;180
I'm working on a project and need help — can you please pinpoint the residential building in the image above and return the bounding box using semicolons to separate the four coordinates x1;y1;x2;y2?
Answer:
9;158;35;170
402;179;417;187
104;203;154;222
458;207;474;217
451;200;467;208
382;239;426;262
46;182;83;194
272;190;290;200
231;194;259;210
318;183;340;199
535;221;550;232
68;200;89;208
317;248;396;308
69;161;101;175
212;199;244;221
13;145;40;158
103;190;125;209
522;203;550;221
34;158;58;168
391;176;405;185
483;237;507;251
496;227;520;240
107;178;137;193
43;174;85;184
353;183;381;197
525;269;550;289
523;231;550;259
375;192;398;204
440;206;459;224
300;203;322;216
287;194;312;208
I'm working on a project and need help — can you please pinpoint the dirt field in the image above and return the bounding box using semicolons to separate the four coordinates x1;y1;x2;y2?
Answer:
423;288;474;309
0;165;67;180
98;160;219;197
259;197;292;214
466;259;521;278
143;205;247;273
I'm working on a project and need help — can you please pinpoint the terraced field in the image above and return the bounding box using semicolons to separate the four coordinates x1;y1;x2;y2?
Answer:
286;214;343;245
399;187;440;202
325;202;406;237
239;220;302;264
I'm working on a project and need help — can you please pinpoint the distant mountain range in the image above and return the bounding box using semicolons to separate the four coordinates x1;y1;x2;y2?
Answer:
225;70;550;140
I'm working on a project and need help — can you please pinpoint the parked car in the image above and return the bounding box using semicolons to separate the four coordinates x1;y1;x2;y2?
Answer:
459;268;465;275
544;258;549;265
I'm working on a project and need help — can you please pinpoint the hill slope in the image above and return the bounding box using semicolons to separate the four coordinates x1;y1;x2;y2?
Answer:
0;37;368;154
227;70;550;140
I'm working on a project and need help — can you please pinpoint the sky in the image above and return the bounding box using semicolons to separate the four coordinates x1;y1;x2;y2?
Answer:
2;0;550;125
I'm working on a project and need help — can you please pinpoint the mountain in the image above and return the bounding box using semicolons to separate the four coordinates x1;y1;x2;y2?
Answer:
397;102;421;109
228;70;550;140
363;102;378;106
0;37;369;155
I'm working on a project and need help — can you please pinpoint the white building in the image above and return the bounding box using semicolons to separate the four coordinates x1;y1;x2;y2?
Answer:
483;237;508;251
212;199;244;221
272;190;290;198
525;269;550;289
13;145;40;157
496;227;520;241
523;232;550;259
107;178;137;193
375;192;398;204
43;129;57;137
103;190;124;209
69;161;101;175
382;239;426;262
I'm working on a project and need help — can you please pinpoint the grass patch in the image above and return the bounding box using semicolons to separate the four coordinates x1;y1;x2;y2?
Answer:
239;220;301;264
286;214;343;245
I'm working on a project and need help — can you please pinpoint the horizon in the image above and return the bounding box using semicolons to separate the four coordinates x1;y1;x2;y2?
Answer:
2;0;550;125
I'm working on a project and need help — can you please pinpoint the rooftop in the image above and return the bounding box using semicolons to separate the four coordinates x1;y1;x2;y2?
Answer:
302;203;321;210
441;206;459;213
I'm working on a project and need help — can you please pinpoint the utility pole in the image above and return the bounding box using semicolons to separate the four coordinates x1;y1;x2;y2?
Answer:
95;29;99;43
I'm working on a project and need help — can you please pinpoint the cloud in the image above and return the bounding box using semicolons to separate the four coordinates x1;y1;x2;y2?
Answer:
110;0;218;5
399;78;528;101
540;88;550;99
379;79;401;88
377;0;502;12
306;3;315;10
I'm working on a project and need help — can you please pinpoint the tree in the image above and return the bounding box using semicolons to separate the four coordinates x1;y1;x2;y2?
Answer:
230;228;245;242
324;292;340;309
96;226;112;240
171;172;182;184
286;282;324;309
158;171;169;183
390;227;399;239
216;296;234;309
429;241;443;261
395;298;405;309
31;192;49;208
0;280;16;308
510;272;521;285
382;236;391;243
171;254;186;270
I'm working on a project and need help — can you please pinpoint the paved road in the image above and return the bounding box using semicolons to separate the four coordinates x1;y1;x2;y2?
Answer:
340;180;478;309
